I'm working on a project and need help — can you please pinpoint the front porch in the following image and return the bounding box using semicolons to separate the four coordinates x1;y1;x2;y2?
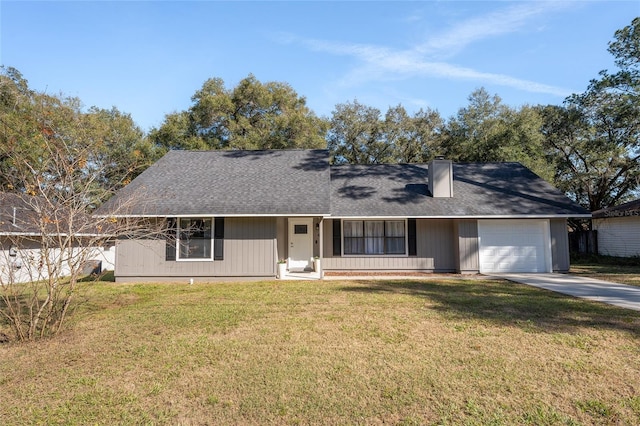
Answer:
276;216;325;280
279;269;323;280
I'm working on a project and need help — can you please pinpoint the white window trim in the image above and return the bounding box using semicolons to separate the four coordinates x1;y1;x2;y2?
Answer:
341;218;409;257
176;217;214;262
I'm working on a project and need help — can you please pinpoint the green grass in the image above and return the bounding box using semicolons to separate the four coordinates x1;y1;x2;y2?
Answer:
570;253;640;286
1;278;639;425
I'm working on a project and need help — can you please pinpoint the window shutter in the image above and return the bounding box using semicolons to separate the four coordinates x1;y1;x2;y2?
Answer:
332;219;341;256
214;217;224;260
408;218;417;256
166;218;177;261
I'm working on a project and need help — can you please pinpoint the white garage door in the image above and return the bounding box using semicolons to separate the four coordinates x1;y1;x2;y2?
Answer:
478;220;551;273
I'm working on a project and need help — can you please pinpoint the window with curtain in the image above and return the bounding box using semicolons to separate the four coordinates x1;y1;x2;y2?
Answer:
343;220;406;255
343;220;364;254
178;218;213;260
385;220;406;254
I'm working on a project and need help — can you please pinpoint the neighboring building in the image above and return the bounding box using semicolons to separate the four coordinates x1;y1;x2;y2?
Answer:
96;149;590;282
592;199;640;258
0;193;114;284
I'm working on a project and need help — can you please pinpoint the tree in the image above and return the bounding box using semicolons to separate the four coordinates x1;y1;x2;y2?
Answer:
82;106;160;197
328;100;389;164
328;101;444;164
146;111;205;151
440;88;510;162
501;105;555;183
150;74;328;152
1;67;50;193
0;66;162;341
384;105;443;163
540;18;640;211
440;88;552;181
597;17;639;96
0;66;158;201
0;161;161;342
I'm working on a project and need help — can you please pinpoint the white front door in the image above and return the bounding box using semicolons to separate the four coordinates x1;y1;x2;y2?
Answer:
288;218;313;272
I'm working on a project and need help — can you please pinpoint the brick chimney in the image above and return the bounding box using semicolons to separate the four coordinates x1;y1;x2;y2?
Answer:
428;158;453;198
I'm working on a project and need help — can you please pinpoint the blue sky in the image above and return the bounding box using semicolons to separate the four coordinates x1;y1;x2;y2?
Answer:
1;1;638;131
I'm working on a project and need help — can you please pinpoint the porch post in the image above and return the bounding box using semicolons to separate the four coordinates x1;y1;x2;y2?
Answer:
318;218;324;278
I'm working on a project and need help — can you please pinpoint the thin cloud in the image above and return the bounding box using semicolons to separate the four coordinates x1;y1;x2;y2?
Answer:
403;11;423;24
412;62;570;97
417;1;571;57
287;2;572;98
299;37;569;97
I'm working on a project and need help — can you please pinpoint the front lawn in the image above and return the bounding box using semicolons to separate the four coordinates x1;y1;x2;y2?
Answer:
570;253;640;286
1;278;639;425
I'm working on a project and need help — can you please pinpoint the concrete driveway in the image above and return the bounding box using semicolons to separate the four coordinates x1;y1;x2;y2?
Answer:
493;273;640;312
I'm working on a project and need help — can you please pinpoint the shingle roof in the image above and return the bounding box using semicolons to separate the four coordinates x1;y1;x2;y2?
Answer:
0;193;38;234
96;150;589;219
330;162;590;218
592;198;640;219
0;193;104;235
96;149;332;216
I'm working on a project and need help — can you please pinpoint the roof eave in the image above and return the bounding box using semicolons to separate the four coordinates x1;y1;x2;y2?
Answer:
93;213;333;219
328;214;592;219
0;232;112;237
96;213;592;219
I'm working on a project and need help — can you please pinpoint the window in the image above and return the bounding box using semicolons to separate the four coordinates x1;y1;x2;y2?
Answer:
178;218;212;260
166;217;223;262
294;224;308;234
343;220;406;255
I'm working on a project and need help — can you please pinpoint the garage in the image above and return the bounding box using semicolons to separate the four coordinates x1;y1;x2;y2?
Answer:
478;220;551;273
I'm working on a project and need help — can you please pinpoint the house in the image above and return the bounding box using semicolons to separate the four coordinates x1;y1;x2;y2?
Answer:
96;149;590;282
592;199;640;257
0;193;114;284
